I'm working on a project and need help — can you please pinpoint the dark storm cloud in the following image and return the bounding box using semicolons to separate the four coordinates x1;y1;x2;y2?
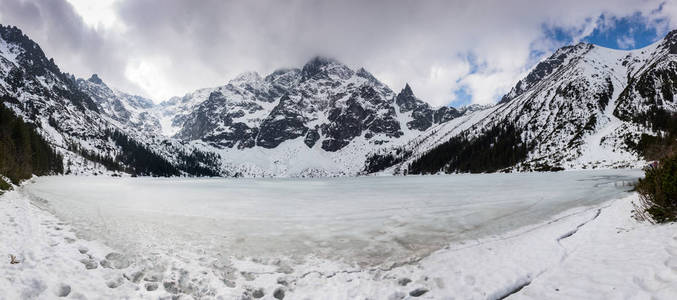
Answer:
0;0;675;104
0;0;132;93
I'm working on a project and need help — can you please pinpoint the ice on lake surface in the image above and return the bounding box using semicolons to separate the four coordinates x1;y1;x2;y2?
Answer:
24;169;641;267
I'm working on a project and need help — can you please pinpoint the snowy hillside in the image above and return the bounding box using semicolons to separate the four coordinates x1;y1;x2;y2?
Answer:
368;30;677;175
0;23;464;178
0;25;221;177
149;57;460;177
77;74;160;135
2;22;676;177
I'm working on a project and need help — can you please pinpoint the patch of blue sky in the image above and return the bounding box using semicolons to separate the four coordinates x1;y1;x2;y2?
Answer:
450;6;670;107
451;86;472;107
582;13;667;49
542;12;667;50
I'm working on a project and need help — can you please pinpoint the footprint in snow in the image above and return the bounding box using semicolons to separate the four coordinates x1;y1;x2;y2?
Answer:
273;287;285;299
80;258;98;269
665;257;677;273
633;275;662;292
654;270;677;283
464;275;476;286
409;288;429;297
123;270;145;283
145;282;158;291
106;277;124;289
56;284;71;297
397;278;411;286
665;246;677;256
100;252;131;269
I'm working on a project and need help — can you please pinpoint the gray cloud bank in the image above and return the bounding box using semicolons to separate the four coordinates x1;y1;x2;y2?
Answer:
1;0;676;106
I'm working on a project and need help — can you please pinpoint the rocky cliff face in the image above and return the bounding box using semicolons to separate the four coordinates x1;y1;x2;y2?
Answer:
150;56;460;176
368;30;677;174
0;25;221;176
4;21;674;178
77;74;160;134
0;24;113;169
396;83;461;131
166;57;460;153
0;24;460;177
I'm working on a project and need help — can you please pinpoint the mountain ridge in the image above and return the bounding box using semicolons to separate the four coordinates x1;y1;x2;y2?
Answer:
367;29;677;174
1;23;676;178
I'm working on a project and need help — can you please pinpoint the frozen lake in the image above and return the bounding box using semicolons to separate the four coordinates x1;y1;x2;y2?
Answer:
22;170;640;268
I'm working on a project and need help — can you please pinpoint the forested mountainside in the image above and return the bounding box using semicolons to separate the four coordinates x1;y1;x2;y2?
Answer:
0;100;62;190
366;30;677;175
0;24;220;179
0;24;461;178
1;22;676;178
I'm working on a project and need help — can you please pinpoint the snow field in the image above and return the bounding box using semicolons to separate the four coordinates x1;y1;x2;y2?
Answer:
2;170;676;299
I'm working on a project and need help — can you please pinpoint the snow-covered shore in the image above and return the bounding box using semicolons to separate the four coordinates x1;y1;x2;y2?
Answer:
1;179;676;299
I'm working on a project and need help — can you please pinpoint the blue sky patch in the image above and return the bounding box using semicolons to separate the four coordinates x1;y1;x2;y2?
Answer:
451;86;473;107
582;13;667;49
448;8;671;107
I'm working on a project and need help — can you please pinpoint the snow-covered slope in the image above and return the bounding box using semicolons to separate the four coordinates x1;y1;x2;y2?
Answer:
77;74;160;135
2;21;675;177
153;57;460;177
369;30;677;174
0;25;220;177
6;171;667;299
0;24;120;174
0;23;462;178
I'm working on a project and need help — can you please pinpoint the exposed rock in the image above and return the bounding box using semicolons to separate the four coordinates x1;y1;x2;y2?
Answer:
304;127;320;148
257;95;309;148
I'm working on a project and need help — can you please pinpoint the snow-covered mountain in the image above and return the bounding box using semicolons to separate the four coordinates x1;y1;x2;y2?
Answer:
77;74;160;135
150;57;460;176
368;30;677;174
0;25;460;177
2;22;675;178
0;25;221;177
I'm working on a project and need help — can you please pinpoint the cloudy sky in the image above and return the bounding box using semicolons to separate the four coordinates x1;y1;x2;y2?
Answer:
0;0;675;106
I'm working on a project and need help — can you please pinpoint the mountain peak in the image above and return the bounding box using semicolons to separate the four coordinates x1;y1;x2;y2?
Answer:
304;56;338;67
499;42;594;104
230;71;262;84
88;74;104;85
402;83;413;95
662;29;677;54
664;29;677;41
396;83;420;112
301;56;343;80
459;103;492;115
0;24;24;42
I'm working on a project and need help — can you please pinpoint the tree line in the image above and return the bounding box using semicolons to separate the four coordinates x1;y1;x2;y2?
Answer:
0;103;63;189
407;123;532;174
67;129;222;177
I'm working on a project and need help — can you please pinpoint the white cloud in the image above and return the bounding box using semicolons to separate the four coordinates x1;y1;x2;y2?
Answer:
617;34;637;49
124;56;178;102
1;0;674;106
64;0;122;31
